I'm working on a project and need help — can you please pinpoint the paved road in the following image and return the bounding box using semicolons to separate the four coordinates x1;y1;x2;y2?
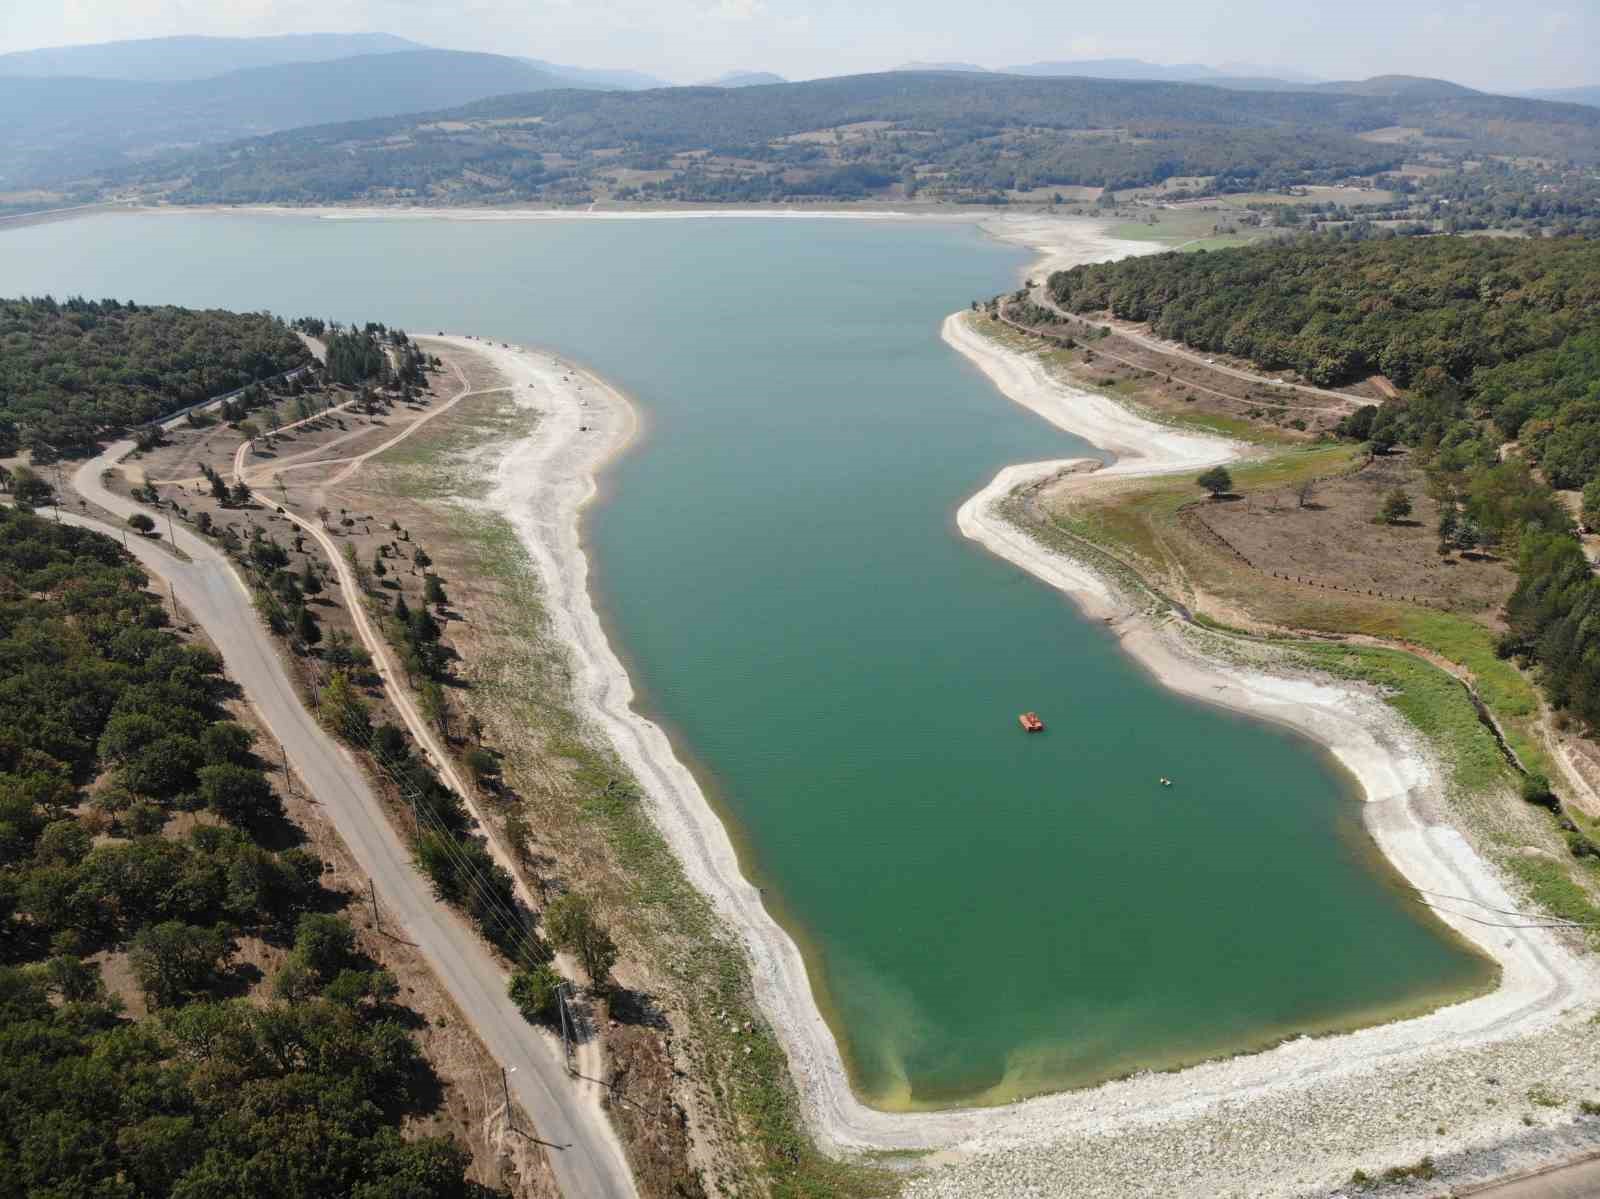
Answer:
71;447;638;1199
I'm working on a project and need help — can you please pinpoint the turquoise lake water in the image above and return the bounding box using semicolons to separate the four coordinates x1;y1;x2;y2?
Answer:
0;211;1492;1106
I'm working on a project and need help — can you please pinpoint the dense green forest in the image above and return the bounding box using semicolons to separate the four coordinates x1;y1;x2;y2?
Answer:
110;71;1600;207
0;296;311;455
0;508;484;1197
1047;232;1600;740
1047;235;1600;388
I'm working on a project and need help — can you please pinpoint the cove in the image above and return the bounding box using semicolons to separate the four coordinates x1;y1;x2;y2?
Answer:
1;211;1493;1107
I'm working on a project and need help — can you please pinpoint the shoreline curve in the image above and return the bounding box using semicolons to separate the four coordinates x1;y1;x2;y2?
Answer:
439;215;1598;1168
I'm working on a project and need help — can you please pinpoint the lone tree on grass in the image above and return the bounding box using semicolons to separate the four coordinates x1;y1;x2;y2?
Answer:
545;893;618;991
1197;466;1233;499
1380;488;1413;525
127;512;156;534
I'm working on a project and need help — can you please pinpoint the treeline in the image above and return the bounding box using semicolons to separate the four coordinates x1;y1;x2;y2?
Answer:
0;296;311;456
0;508;484;1197
1047;235;1600;388
1047;232;1600;750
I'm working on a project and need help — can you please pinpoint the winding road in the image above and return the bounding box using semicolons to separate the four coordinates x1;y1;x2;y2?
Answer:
72;413;637;1199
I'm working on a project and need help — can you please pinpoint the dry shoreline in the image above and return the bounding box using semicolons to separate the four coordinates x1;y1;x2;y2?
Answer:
436;215;1599;1194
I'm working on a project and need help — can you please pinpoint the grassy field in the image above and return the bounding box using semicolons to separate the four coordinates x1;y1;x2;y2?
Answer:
1107;206;1271;251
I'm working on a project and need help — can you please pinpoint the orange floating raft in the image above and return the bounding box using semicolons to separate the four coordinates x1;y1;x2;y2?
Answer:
1019;712;1045;733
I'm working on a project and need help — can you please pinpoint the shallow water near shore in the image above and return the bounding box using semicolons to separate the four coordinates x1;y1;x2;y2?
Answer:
3;210;1493;1107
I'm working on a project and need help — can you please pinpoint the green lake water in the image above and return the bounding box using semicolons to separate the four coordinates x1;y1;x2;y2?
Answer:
1;211;1493;1107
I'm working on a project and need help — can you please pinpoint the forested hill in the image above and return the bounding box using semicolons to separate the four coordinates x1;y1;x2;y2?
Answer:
0;297;311;455
1046;236;1600;388
114;70;1600;206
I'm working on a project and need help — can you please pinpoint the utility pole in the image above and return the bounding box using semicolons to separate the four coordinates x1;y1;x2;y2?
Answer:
165;509;176;545
558;983;574;1074
368;879;381;932
168;580;179;623
280;742;292;794
501;1066;517;1133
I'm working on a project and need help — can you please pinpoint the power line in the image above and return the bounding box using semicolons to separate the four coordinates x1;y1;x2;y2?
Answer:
344;719;551;967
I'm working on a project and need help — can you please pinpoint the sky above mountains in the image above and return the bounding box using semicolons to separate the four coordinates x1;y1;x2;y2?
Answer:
1;0;1592;90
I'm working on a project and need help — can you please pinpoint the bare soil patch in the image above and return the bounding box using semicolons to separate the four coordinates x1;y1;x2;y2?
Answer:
1196;453;1517;621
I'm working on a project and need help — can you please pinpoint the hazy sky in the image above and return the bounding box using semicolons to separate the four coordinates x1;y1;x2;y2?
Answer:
1;0;1593;89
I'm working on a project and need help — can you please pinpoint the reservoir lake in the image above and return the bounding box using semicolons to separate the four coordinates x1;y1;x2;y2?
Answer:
1;211;1493;1106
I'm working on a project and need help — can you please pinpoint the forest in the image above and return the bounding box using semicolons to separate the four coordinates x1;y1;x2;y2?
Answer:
1046;235;1600;388
1048;231;1600;737
0;296;311;456
109;70;1600;207
0;508;485;1197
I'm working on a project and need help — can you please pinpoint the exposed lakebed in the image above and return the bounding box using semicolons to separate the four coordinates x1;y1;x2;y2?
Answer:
3;210;1493;1106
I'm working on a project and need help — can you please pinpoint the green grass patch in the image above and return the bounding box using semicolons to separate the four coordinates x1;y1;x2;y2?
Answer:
372;389;525;499
1290;642;1511;798
1503;856;1600;946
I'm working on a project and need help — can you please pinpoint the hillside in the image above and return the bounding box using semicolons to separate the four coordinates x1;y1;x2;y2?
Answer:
102;69;1600;207
1519;85;1600;109
525;58;668;89
0;31;422;80
0;49;568;187
1046;235;1600;389
1316;74;1482;98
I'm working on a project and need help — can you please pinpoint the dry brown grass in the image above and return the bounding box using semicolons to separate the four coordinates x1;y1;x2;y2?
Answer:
1196;453;1516;622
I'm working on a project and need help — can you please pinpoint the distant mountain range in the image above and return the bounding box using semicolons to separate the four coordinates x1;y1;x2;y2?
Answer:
96;68;1600;211
3;32;1595;195
520;59;668;90
893;58;1494;99
0;32;668;91
0;49;571;186
0;32;424;81
1516;85;1600;109
699;71;788;88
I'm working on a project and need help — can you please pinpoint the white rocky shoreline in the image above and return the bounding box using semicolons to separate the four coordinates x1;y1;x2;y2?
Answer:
432;212;1600;1198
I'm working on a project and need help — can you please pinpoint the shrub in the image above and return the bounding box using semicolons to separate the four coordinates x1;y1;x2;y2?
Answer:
508;964;564;1024
1520;772;1558;810
127;512;156;534
1197;465;1233;497
1380;488;1413;525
